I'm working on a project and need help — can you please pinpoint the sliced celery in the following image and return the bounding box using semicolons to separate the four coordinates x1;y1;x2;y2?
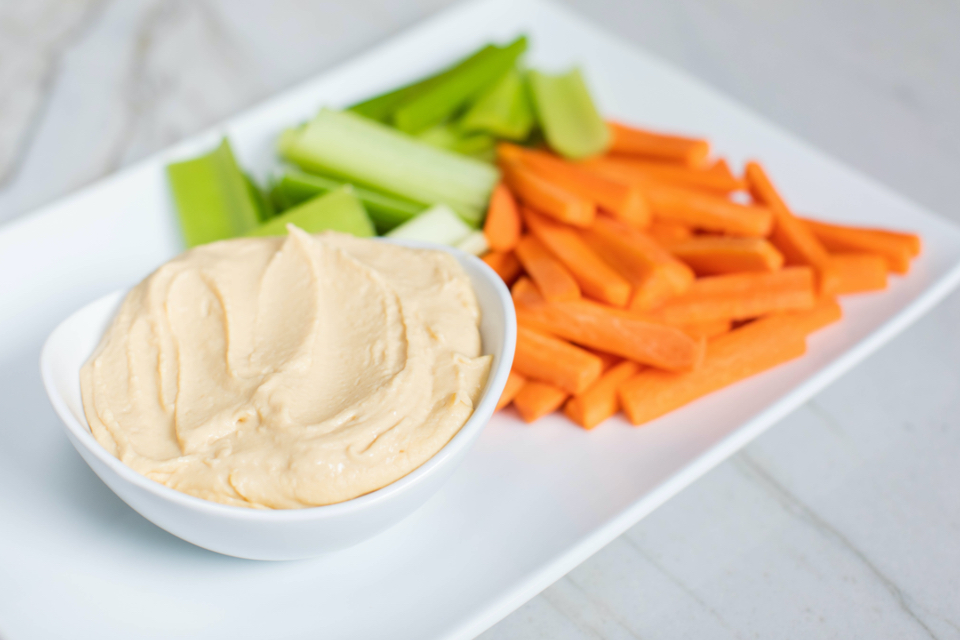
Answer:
392;36;528;134
527;68;610;159
243;172;274;221
416;124;496;159
459;68;533;141
455;230;490;256
271;170;424;233
385;204;472;246
280;109;499;227
248;187;374;238
166;138;261;247
348;44;499;122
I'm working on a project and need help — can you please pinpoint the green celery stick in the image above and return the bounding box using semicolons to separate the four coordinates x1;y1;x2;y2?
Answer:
273;170;424;233
392;36;528;134
247;187;374;238
243;172;274;221
527;68;610;159
166;138;261;247
349;44;499;122
416;124;495;159
459;68;534;141
385;204;472;246
279;109;499;227
455;229;490;256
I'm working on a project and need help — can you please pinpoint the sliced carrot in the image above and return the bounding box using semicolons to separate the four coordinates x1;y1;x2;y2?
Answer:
646;220;694;245
515;284;705;372
607;121;710;166
515;235;581;302
511;275;541;306
677;318;732;340
499;144;650;228
759;297;843;335
482;250;522;286
619;314;809;426
564;360;640;429
496;370;527;410
589;349;622;371
688;266;815;296
581;214;694;311
744;162;841;293
801;217;920;274
499;158;595;227
513;381;568;423
646;185;774;237
525;209;632;307
581;156;743;194
483;183;521;252
827;253;888;295
513;325;603;394
668;236;785;275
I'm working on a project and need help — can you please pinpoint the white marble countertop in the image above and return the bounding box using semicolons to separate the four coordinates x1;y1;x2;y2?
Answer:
3;1;959;638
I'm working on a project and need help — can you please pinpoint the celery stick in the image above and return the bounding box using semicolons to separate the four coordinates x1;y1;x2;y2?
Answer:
280;109;499;226
392;36;528;134
455;230;490;256
459;68;533;141
416;124;496;159
385;204;472;246
272;170;424;233
248;187;374;238
244;172;274;221
166;138;261;247
528;68;610;159
349;44;499;122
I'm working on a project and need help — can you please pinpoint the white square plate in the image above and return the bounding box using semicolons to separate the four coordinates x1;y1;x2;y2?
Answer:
2;1;960;638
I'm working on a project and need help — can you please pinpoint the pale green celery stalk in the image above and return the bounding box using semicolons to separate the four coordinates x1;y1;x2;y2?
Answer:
459;68;533;141
416;124;496;159
247;187;374;238
455;230;490;256
527;68;610;159
348;44;499;122
272;170;424;233
392;36;528;134
385;204;472;246
243;173;274;221
280;109;499;227
166;138;261;247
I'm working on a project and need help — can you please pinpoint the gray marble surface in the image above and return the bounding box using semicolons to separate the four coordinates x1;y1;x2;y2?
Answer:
2;0;959;638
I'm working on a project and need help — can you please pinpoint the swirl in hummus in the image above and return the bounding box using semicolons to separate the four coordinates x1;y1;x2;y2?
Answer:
80;227;492;509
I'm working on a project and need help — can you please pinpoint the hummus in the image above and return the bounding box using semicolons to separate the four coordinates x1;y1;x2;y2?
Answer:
80;227;492;509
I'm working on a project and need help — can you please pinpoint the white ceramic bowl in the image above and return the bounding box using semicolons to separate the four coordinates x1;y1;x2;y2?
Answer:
40;240;516;561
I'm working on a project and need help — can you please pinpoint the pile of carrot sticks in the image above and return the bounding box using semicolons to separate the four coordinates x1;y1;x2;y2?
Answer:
482;122;921;429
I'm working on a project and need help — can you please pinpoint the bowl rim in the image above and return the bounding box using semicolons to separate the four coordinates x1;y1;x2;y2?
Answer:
39;238;517;522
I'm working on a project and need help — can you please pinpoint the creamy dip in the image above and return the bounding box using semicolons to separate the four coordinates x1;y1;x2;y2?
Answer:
80;227;491;509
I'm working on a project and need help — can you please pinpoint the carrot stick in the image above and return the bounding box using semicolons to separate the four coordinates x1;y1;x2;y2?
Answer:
580;156;743;194
515;284;705;372
677;318;732;340
619;314;809;426
801;217;920;274
646;185;774;237
499;144;650;228
525;208;632;306
744;162;841;293
581;214;694;311
668;236;785;275
688;266;815;296
564;360;640;429
513;381;568;423
482;250;522;286
515;235;581;302
589;349;622;371
827;253;888;294
511;275;541;306
496;370;527;410
759;297;843;335
646;220;693;245
513;326;603;394
499;158;595;227
607;121;710;166
483;183;522;251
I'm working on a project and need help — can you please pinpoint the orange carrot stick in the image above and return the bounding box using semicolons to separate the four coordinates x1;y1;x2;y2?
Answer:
646;220;694;245
646;185;774;237
499;159;595;227
515;284;705;372
745;162;841;293
677;318;733;340
589;349;622;371
581;156;743;194
483;183;521;252
801;217;920;274
515;235;581;302
499;144;650;228
513;326;603;394
581;214;694;311
513;381;568;423
496;370;527;411
564;360;640;429
511;275;541;306
688;266;815;296
525;209;632;307
760;297;843;335
607;122;710;166
482;250;522;286
668;236;785;275
619;314;810;426
827;253;888;294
